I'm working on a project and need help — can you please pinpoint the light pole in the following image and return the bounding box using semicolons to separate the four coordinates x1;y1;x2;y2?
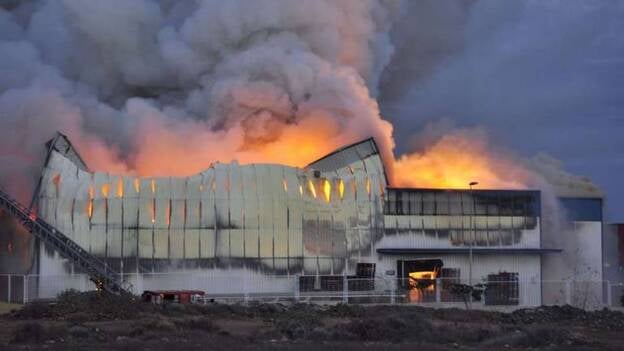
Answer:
468;181;478;287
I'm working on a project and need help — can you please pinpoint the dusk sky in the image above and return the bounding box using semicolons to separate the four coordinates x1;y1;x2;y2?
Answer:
379;0;624;221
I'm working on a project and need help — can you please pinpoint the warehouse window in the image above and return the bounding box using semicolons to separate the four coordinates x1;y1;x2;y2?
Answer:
484;272;519;306
384;189;540;220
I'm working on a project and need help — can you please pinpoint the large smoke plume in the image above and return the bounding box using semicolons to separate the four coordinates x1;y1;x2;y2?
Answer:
0;0;603;203
0;0;400;201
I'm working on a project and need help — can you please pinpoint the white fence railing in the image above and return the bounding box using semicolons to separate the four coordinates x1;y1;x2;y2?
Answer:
1;273;622;309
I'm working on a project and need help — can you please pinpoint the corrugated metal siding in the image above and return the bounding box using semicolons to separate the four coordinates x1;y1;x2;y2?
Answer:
38;147;387;275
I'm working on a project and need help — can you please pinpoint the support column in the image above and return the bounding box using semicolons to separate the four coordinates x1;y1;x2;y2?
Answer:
435;278;441;303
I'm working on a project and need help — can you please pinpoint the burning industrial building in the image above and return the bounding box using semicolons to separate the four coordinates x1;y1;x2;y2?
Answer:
0;131;594;307
0;0;617;308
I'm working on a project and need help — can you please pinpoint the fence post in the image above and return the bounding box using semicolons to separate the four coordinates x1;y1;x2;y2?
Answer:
390;278;396;305
565;280;572;305
136;273;143;295
294;275;300;302
243;271;249;304
7;274;11;303
435;278;441;303
342;274;348;304
23;275;28;304
606;281;612;307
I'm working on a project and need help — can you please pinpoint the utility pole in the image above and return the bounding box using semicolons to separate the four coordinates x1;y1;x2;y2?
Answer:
468;181;478;287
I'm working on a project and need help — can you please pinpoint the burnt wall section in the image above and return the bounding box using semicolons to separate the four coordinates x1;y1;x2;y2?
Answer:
0;211;34;274
37;139;387;276
383;188;541;248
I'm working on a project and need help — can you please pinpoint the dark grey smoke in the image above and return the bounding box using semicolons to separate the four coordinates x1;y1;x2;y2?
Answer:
0;0;400;203
380;0;624;221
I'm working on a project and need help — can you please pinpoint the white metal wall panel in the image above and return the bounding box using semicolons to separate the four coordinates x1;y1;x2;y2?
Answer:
284;169;303;259
214;164;230;258
107;176;123;258
54;159;76;237
242;166;259;259
40;169;57;228
302;176;320;274
271;166;288;262
229;163;244;258
199;170;216;259
72;170;91;250
90;173;108;256
170;178;186;259
138;178;155;259
153;178;171;259
256;165;274;262
356;190;371;257
185;175;202;259
122;177;138;258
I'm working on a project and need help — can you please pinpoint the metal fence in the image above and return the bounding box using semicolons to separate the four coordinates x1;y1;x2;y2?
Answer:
1;273;622;310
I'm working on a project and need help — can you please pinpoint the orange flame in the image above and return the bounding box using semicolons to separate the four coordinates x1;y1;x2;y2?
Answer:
122;114;366;177
150;201;156;224
87;186;94;218
101;183;110;198
116;177;124;197
71;107;530;194
338;179;345;200
322;179;331;202
307;179;317;198
282;179;288;193
165;201;171;226
134;178;140;193
392;130;530;189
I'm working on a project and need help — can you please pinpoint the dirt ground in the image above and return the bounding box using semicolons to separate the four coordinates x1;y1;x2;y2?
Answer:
0;303;21;315
1;291;624;350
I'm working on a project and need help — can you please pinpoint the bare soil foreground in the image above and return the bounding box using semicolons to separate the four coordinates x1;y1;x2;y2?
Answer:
1;291;624;350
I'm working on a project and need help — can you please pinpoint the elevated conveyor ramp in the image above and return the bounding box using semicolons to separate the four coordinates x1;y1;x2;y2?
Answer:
0;188;130;295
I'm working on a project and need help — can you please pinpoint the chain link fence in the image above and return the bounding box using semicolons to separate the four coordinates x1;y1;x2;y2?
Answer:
1;273;622;309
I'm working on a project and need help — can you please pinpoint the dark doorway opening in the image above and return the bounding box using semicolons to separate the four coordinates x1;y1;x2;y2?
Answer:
397;259;443;303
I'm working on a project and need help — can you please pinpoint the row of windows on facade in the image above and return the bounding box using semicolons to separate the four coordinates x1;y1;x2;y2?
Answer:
384;189;540;217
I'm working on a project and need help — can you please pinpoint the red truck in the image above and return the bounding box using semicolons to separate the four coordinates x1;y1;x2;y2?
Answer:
141;290;205;305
